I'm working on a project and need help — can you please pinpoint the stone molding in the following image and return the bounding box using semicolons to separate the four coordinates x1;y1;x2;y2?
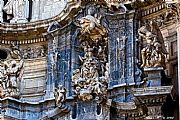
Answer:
132;86;173;96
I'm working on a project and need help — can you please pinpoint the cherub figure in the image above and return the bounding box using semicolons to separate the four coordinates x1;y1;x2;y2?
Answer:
54;84;66;107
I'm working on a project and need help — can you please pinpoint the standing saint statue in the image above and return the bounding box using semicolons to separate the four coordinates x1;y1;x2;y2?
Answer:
3;0;29;23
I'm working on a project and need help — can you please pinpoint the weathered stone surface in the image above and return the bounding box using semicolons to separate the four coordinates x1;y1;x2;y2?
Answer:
0;1;177;120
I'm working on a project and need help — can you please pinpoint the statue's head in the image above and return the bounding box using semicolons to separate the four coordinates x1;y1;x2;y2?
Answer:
87;7;96;16
58;84;63;89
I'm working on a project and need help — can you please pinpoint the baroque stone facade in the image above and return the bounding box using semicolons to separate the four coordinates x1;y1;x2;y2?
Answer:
0;0;179;120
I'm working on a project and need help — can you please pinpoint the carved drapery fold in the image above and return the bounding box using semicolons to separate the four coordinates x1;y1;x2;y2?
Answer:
138;20;167;69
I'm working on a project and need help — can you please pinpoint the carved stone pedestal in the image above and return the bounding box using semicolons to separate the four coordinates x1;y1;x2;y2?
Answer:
144;67;163;87
133;86;173;119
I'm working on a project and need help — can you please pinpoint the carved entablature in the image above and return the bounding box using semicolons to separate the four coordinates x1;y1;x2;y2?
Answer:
72;7;108;101
140;1;180;27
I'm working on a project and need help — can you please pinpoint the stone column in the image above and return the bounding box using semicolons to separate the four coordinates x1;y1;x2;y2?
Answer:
177;23;180;120
0;0;4;22
31;0;40;21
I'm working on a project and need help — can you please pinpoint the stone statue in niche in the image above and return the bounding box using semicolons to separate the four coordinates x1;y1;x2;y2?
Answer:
54;85;66;107
3;0;29;23
0;59;24;98
73;7;108;101
138;21;167;69
0;0;4;22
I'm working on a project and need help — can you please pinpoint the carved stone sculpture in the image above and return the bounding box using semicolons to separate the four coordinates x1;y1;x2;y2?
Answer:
76;7;107;44
6;60;24;98
138;21;167;69
3;0;29;23
54;85;66;107
73;8;108;101
10;42;21;59
0;61;8;98
0;59;24;98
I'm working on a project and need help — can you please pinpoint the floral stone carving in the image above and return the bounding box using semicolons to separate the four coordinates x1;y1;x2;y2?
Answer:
73;8;108;101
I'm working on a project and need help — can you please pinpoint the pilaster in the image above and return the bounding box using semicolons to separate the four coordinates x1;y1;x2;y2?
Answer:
176;23;180;120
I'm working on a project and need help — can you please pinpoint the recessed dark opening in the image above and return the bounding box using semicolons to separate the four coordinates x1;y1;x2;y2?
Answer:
0;49;8;59
72;103;77;119
96;104;101;115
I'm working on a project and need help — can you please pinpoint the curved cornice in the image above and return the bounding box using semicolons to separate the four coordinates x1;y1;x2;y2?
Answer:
0;1;81;31
0;0;170;42
0;1;82;41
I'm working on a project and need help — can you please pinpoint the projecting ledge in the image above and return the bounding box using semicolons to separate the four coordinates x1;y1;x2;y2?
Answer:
41;105;70;120
132;85;173;96
0;97;54;105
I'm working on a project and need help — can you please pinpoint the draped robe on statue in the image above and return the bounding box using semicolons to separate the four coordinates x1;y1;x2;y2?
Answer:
3;0;29;22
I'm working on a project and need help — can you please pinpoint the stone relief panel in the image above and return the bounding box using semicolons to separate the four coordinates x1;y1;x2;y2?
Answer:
22;45;46;59
0;42;47;60
0;59;24;98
